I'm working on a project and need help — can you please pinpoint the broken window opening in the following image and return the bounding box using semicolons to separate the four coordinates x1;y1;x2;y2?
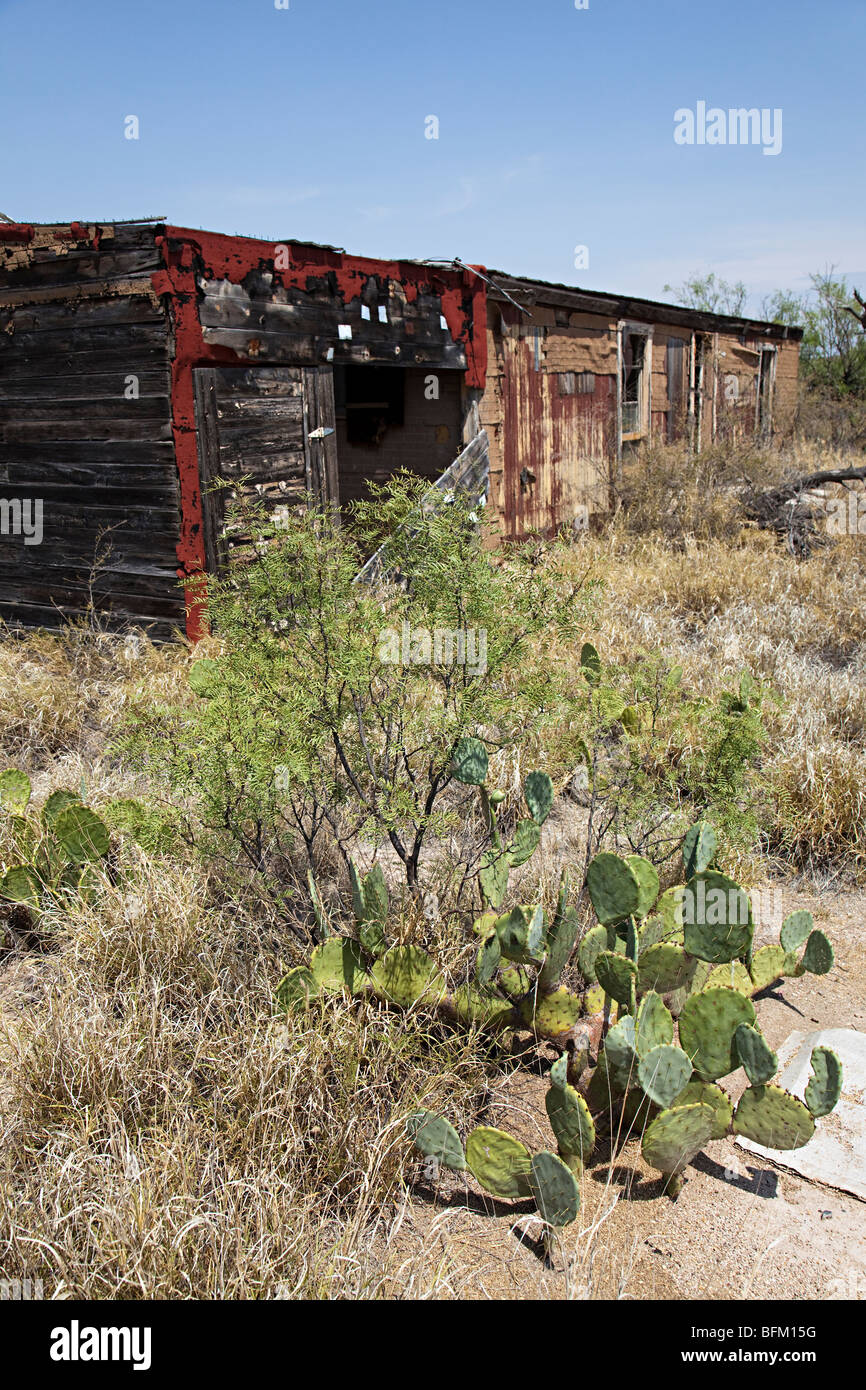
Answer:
620;326;650;437
336;365;406;447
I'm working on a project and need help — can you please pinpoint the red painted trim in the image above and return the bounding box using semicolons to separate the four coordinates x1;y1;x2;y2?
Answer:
0;224;35;243
154;228;491;641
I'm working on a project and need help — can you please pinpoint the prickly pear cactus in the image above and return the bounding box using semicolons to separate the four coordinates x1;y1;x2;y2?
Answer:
465;1126;533;1199
641;1102;716;1196
804;1047;843;1118
545;1054;595;1175
529;1151;580;1226
733;1084;815;1150
406;1111;467;1170
678;987;757;1081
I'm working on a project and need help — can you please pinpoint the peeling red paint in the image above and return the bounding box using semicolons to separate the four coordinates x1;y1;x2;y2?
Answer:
152;227;490;640
0;224;35;243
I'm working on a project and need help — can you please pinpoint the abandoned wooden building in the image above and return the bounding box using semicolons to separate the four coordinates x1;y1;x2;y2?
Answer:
0;219;802;639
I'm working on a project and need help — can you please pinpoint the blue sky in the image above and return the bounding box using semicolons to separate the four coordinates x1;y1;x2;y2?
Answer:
1;0;863;313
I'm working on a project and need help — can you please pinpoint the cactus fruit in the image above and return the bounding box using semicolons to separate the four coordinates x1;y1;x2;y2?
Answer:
635;990;674;1056
804;1047;843;1118
310;938;367;994
451;736;489;785
524;771;554;826
578;924;610;982
371;945;443;1008
406;1110;467;1170
678;987;757;1081
641;1102;716;1190
595;950;638;1007
275;966;319;1011
625;855;660;920
546;1055;595;1174
734;1024;778;1086
529;1151;581;1226
801;930;834;976
54;805;110;863
681;821;717;878
707;961;753;994
669;1080;733;1139
466;1126;533;1199
507;819;542;867
637;942;696;994
586;852;640;925
680;871;753;963
780;910;813;955
749;945;787;993
479;848;509;909
638;1044;693;1109
733;1084;815;1150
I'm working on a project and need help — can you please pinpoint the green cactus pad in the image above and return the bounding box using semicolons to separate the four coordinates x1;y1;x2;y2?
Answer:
780;910;813;954
638;1044;693;1108
546;1055;596;1163
466;1126;533;1199
479;848;509;909
625;855;660;920
471;910;498;939
370;945;443;1007
637;943;697;994
530;1151;580;1226
707;961;753;994
451;985;513;1029
577;924;610;982
642;1102;716;1178
669;1080;733;1139
499;964;530;998
595;951;638;1007
524;771;554;825
654;885;687;940
680;871;753;963
580;642;602;685
451;736;489;785
54;805;110;862
734;1024;779;1085
600;1014;638;1093
682;821;718;878
494;905;535;961
507;819;541;867
635;990;674;1056
801;930;834;976
188;658;219;695
362;862;388;927
310;938;367;995
804;1047;843;1118
749;945;787;993
733;1084;816;1150
637;914;667;951
539;905;580;989
678;987;757;1081
0;768;31;815
41;789;82;828
406;1110;467;1170
586;852;640;925
520;986;582;1038
476;932;502;985
275;966;319;1011
0;865;41;909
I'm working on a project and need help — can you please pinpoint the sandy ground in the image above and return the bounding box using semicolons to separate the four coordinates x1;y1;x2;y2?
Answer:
381;884;866;1300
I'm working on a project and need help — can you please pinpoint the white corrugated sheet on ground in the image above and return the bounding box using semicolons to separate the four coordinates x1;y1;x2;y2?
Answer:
736;1028;866;1201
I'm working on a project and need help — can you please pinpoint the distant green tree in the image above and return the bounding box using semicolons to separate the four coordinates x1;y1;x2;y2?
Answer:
663;271;747;316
